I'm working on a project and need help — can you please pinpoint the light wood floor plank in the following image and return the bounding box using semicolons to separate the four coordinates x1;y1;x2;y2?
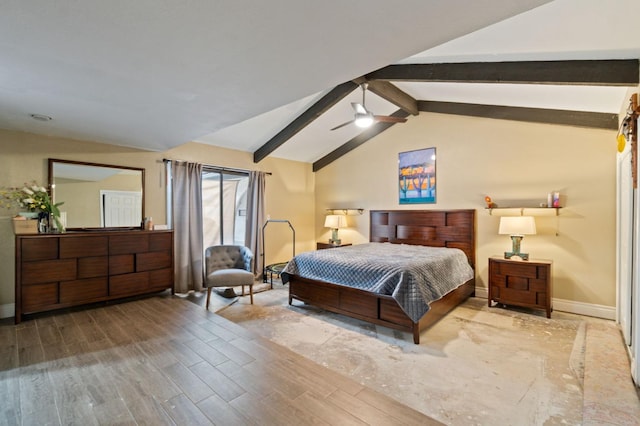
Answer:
355;386;441;425
183;338;229;366
162;362;214;404
161;338;204;367
196;393;254;426
126;395;177;426
215;360;276;399
71;310;108;343
16;321;40;348
229;392;299;425
327;388;418;426
0;347;18;370
189;361;246;402
19;366;60;421
20;408;61;426
162;394;213;426
137;339;181;369
293;391;368;426
0;369;21;425
91;397;137;425
207;337;255;365
37;323;65;346
261;390;330;425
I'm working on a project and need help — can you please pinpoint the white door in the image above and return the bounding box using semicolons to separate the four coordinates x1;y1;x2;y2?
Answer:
101;190;142;227
618;148;634;345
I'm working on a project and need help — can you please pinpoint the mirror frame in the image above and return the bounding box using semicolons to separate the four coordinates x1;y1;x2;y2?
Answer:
48;158;145;230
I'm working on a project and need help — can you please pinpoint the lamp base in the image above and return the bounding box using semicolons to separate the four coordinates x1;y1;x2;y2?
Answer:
504;251;529;261
504;235;529;261
329;228;340;246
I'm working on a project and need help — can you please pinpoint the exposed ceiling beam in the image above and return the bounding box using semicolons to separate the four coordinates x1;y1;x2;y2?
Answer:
418;101;618;130
253;81;358;163
367;81;419;115
366;60;640;86
314;102;616;172
313;110;411;172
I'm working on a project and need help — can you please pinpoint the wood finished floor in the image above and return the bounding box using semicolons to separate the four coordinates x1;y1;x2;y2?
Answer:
0;294;440;425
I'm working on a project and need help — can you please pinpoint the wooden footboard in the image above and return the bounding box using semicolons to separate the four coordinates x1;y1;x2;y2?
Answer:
288;275;475;344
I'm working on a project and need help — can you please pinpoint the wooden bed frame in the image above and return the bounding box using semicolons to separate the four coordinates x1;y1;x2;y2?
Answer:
288;209;476;344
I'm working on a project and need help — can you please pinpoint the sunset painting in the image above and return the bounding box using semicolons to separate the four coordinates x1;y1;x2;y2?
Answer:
398;148;436;204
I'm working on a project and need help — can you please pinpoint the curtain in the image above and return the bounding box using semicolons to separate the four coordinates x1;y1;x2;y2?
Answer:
171;161;204;293
245;171;266;278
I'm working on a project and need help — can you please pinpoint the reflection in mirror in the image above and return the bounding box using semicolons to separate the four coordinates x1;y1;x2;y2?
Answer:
48;159;145;229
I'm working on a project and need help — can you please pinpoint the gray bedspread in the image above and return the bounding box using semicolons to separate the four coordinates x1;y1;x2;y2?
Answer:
281;242;474;322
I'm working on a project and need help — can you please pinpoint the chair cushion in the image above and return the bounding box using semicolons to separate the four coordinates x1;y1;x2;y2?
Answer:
206;268;254;288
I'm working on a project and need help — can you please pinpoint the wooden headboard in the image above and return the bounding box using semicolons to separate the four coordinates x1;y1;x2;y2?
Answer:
370;209;476;268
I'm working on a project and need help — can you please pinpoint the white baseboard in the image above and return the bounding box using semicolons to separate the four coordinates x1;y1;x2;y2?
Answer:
552;298;616;320
0;290;616;322
473;287;615;320
0;303;15;319
475;287;488;299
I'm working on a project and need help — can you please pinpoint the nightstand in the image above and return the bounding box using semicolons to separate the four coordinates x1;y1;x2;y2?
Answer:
316;242;352;250
488;256;553;318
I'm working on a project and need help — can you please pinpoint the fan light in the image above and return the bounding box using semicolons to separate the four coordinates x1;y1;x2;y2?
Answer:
354;112;374;128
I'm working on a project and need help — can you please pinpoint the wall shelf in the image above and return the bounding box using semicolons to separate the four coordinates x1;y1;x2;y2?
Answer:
486;207;560;217
326;208;364;216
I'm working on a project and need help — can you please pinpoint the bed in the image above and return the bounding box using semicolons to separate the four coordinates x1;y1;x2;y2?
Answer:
282;209;476;344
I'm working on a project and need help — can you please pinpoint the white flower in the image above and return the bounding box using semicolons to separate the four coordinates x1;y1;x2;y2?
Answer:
23;198;35;204
22;187;34;195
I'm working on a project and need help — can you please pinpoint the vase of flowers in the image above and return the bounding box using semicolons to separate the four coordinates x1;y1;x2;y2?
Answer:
0;182;65;233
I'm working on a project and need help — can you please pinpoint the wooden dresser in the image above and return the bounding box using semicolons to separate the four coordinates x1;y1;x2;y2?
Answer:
15;229;174;323
488;256;552;318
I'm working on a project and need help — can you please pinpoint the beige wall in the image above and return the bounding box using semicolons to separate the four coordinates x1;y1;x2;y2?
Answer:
0;113;619;312
0;131;315;311
315;113;617;307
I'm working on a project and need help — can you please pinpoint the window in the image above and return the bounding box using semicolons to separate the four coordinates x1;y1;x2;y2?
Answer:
201;169;249;247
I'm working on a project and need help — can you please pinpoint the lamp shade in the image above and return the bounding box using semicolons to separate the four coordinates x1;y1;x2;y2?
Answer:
498;216;536;235
324;214;347;229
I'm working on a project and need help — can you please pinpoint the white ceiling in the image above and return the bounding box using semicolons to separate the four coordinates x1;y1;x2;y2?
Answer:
1;0;638;164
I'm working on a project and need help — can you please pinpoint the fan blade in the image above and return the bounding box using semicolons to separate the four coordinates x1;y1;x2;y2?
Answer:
374;115;408;124
352;102;367;115
330;120;354;131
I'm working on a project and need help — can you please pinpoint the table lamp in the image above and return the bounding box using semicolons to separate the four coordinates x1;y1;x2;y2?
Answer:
499;216;536;260
324;214;347;245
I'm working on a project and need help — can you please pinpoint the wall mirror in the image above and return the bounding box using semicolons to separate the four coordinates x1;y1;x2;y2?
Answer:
48;158;145;229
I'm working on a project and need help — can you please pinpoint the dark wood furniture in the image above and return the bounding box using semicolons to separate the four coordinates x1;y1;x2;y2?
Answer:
15;229;173;323
288;209;476;344
488;256;553;318
316;242;352;250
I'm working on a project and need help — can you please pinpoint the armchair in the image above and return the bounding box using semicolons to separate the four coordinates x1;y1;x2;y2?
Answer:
204;245;254;309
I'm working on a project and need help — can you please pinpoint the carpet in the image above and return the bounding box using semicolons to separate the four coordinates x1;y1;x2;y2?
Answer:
216;283;587;425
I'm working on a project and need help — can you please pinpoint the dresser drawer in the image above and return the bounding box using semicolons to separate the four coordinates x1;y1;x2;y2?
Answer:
60;277;108;304
22;259;77;285
109;271;149;297
137;250;172;272
22;283;58;313
21;238;58;261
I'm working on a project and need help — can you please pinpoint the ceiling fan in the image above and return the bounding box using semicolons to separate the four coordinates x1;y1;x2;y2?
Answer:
330;82;408;131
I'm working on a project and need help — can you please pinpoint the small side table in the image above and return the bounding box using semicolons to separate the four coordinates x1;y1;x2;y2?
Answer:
488;256;553;318
316;242;352;250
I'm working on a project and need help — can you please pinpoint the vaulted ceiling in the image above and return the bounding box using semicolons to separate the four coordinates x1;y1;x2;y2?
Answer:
1;0;639;169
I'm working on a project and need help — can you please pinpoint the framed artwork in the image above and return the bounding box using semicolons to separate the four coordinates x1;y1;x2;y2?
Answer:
398;147;436;204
